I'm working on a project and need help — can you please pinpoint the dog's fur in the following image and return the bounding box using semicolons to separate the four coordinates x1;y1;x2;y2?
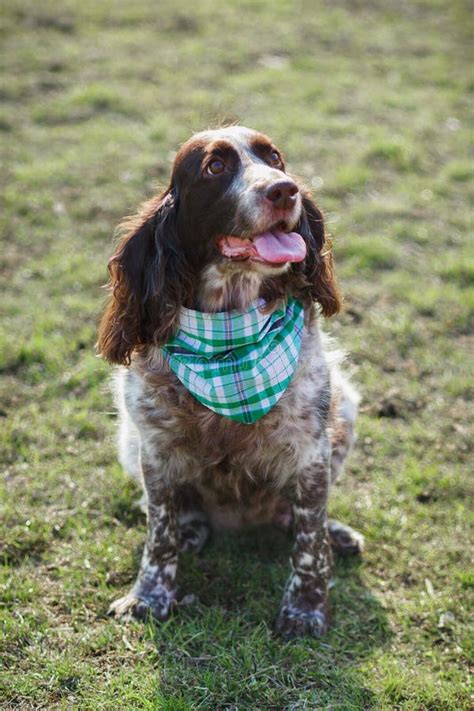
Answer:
98;126;362;637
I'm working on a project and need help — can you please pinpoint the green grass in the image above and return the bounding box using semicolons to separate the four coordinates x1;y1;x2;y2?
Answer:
1;0;472;708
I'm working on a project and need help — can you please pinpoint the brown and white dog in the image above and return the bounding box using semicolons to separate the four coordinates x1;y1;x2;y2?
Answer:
98;126;363;638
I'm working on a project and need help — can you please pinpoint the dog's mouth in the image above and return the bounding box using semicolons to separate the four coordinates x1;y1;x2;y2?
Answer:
217;224;306;266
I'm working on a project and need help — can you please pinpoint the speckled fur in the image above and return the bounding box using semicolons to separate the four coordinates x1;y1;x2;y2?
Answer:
100;126;363;637
111;295;360;635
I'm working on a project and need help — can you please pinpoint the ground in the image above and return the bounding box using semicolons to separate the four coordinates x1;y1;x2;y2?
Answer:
0;0;472;708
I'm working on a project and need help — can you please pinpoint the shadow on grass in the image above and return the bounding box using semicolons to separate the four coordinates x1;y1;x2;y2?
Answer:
120;526;391;707
181;526;389;650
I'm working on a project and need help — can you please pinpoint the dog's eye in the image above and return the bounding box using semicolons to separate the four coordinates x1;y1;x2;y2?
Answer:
270;150;282;167
207;159;225;175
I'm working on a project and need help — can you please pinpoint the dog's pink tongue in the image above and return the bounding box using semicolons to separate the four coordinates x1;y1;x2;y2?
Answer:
253;229;306;263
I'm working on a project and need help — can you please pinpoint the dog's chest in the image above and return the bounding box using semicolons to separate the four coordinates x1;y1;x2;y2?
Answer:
127;328;330;489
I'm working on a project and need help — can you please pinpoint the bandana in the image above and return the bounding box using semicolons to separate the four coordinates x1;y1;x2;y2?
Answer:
162;297;304;424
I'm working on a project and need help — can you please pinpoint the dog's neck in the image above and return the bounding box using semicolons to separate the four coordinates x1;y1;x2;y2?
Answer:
196;264;267;313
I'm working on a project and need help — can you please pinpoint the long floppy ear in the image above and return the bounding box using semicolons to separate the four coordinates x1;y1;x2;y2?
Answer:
97;189;191;365
297;193;341;317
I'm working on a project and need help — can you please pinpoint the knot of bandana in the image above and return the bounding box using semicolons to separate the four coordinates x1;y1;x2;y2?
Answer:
162;297;304;424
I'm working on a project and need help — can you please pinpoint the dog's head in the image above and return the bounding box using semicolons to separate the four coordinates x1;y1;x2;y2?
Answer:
98;126;341;364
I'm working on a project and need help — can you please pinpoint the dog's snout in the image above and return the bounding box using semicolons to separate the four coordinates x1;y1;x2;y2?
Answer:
265;180;299;210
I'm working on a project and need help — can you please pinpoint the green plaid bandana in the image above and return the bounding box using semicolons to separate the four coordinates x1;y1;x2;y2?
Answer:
162;297;304;424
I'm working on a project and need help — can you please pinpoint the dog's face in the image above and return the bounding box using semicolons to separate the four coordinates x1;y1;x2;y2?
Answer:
98;126;341;365
171;126;305;278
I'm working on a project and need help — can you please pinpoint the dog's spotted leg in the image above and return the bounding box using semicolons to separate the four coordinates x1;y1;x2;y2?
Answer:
275;442;332;638
109;453;178;623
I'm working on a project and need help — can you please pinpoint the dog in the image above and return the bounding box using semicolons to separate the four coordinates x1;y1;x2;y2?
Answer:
98;125;363;638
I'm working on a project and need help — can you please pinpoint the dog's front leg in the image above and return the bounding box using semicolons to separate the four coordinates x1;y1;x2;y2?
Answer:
109;448;178;622
275;439;332;638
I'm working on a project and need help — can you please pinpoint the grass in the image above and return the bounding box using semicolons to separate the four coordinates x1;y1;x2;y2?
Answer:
0;0;472;708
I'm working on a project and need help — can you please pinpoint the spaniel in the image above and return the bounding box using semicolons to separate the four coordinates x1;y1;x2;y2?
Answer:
98;126;363;638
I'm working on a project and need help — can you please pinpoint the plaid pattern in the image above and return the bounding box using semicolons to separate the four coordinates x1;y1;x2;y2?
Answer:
162;298;304;424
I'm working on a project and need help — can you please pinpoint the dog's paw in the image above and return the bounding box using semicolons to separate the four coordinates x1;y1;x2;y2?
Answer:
108;588;175;623
328;519;365;556
274;604;330;639
178;519;210;553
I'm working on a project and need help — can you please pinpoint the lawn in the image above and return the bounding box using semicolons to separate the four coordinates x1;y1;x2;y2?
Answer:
1;0;472;708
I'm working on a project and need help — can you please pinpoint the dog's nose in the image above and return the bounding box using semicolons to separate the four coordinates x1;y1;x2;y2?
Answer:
265;180;299;210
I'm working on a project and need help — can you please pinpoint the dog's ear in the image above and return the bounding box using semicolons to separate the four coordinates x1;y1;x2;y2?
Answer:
97;189;190;365
297;193;341;317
